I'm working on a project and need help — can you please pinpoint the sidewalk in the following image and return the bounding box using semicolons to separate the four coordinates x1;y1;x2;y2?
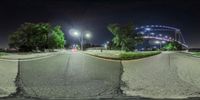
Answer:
0;60;18;97
0;49;67;97
0;49;67;60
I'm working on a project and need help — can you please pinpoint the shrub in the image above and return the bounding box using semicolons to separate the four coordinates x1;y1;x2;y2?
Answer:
120;51;161;60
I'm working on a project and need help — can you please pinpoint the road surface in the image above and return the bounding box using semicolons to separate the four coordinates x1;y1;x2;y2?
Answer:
0;60;17;97
2;51;200;99
19;51;122;98
122;52;200;98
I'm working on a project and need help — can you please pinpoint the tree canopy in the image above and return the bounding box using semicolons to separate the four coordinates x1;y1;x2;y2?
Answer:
107;23;143;51
9;23;66;52
163;41;182;51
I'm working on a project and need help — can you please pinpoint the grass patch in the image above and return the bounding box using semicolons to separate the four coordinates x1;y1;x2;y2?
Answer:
119;51;161;60
0;52;7;57
85;50;161;60
192;52;200;57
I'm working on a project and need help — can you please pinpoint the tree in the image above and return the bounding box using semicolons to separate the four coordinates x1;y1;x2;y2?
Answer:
107;23;143;51
9;23;67;52
48;31;60;49
163;41;182;51
9;23;51;52
48;26;65;49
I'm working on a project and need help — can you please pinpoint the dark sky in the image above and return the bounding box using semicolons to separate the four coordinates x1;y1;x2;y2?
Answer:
0;0;200;48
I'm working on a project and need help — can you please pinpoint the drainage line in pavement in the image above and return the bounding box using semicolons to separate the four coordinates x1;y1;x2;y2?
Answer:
117;60;125;96
9;59;24;97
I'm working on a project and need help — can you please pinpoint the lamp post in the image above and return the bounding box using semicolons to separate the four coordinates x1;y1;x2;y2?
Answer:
70;29;91;51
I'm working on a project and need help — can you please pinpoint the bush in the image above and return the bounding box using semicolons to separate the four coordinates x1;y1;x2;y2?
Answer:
120;51;161;60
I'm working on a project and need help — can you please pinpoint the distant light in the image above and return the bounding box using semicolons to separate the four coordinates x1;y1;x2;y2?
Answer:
161;41;166;44
72;48;77;52
150;33;155;35
155;41;160;44
140;32;145;35
104;44;108;49
145;28;151;31
106;41;110;44
159;34;162;37
153;46;157;48
165;35;168;38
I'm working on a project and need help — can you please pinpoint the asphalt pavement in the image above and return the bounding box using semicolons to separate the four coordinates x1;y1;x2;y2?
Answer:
2;51;200;100
19;51;122;99
122;52;200;99
0;60;18;97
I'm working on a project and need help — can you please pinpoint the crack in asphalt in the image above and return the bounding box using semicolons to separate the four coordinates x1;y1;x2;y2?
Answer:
118;60;125;96
3;59;41;100
6;60;26;98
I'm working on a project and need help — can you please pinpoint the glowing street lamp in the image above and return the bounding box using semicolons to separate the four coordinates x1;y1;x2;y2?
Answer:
85;33;91;39
69;29;80;37
73;31;80;36
69;29;92;51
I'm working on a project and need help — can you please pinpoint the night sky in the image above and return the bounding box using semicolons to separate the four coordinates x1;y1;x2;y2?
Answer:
0;0;200;48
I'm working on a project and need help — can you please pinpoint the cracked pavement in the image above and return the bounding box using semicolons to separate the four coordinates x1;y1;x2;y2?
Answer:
0;60;18;97
18;51;122;98
1;51;200;100
121;52;200;98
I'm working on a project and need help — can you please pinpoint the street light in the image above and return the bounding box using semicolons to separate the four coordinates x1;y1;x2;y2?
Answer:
69;29;92;51
85;33;91;39
69;29;80;37
73;31;80;37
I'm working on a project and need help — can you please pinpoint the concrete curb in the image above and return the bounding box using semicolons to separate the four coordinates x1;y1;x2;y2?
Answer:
0;52;63;61
83;52;161;61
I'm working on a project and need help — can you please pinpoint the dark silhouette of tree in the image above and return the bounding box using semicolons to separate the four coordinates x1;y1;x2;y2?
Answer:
107;23;143;51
